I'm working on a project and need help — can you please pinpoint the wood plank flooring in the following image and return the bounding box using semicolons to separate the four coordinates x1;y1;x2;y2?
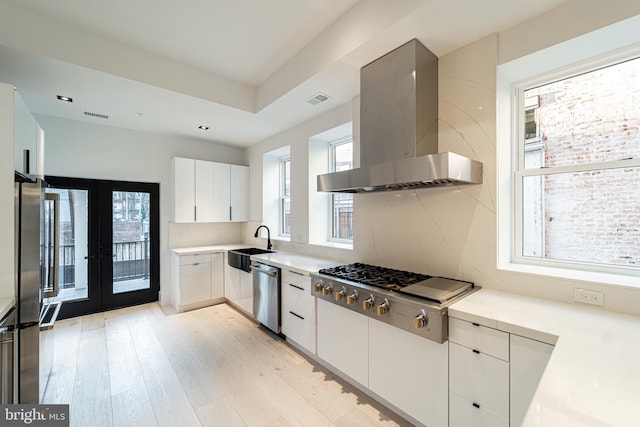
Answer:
43;303;413;427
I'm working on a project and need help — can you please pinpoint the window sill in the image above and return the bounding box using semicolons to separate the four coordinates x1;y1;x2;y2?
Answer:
497;259;640;289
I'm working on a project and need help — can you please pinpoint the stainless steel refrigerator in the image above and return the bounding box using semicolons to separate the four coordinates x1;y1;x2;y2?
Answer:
12;171;61;404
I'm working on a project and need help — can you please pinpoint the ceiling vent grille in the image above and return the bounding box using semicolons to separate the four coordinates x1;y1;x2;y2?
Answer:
305;92;330;105
84;111;109;120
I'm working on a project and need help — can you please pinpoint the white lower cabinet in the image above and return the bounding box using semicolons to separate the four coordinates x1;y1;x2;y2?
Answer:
210;252;224;299
171;251;224;312
224;254;253;318
510;334;554;426
224;257;240;302
449;392;508;427
316;299;368;386
238;269;253;314
281;270;316;353
449;342;509;420
449;317;554;427
180;255;211;305
369;319;448;427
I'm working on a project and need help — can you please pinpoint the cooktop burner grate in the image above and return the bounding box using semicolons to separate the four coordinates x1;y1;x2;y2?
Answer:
318;262;430;290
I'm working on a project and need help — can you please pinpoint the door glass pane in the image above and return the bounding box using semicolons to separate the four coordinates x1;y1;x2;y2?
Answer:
112;191;151;294
50;189;89;303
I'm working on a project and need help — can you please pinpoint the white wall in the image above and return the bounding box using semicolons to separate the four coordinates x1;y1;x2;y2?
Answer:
353;5;640;317
37;114;246;304
0;83;15;299
245;101;355;261
247;3;640;317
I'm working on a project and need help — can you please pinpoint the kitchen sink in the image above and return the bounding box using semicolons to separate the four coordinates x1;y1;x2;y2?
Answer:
228;247;274;272
232;247;274;256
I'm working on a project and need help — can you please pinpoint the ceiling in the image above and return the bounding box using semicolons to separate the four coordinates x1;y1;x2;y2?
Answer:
0;0;571;147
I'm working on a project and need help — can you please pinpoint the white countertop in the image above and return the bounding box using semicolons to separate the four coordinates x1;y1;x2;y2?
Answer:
171;245;339;275
251;252;339;275
171;244;254;255
449;289;640;427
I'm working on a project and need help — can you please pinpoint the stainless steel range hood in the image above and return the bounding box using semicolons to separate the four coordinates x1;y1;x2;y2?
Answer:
317;39;482;193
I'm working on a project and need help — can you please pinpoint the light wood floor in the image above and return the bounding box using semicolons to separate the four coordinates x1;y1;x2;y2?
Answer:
43;302;413;427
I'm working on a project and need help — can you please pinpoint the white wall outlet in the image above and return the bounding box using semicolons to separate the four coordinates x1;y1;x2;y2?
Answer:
573;288;604;306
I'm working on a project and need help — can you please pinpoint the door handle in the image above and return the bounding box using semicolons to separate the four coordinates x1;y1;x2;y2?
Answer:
252;266;277;276
44;192;60;298
84;255;97;260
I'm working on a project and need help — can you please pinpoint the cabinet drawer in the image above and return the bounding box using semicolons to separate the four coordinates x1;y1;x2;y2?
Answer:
282;309;315;353
282;281;315;318
180;253;211;266
449;317;509;361
282;269;310;291
449;342;509;419
449;392;508;427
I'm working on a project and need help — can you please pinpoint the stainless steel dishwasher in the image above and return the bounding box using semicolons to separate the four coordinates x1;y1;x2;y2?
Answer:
252;261;281;334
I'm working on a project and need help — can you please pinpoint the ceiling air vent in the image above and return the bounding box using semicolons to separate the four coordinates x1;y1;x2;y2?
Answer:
305;92;330;106
84;111;109;120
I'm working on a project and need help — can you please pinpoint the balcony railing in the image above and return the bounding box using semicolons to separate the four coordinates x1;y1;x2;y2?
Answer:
60;239;150;287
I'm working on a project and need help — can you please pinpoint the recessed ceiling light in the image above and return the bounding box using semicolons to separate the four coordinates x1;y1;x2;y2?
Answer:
198;125;210;131
57;95;73;102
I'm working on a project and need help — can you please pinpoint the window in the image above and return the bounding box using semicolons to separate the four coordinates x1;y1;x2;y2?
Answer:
329;138;353;241
262;145;290;241
498;34;640;286
280;156;290;236
308;122;353;248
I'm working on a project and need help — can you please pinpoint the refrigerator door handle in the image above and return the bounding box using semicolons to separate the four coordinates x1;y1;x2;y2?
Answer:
44;192;60;298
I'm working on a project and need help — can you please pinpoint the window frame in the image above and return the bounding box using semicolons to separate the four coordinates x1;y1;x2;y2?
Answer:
279;156;290;237
497;22;640;288
328;137;353;243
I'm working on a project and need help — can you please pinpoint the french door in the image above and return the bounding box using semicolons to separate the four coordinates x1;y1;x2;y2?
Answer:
45;176;160;319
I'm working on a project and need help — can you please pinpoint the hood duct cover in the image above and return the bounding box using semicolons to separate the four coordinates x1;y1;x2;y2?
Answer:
317;39;482;193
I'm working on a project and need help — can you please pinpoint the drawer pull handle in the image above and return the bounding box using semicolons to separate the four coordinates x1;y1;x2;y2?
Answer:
289;311;304;320
193;262;200;266
288;283;304;291
472;349;480;354
472;403;480;409
287;270;304;276
472;322;480;327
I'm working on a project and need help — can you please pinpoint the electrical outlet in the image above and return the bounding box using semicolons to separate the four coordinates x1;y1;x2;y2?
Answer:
573;288;604;306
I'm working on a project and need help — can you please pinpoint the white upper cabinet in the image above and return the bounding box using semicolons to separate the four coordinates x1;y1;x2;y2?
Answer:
14;91;44;177
172;157;196;223
171;157;248;223
229;164;248;221
195;160;215;222
212;162;230;222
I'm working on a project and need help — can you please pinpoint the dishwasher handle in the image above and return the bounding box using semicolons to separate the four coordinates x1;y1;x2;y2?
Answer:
252;265;278;276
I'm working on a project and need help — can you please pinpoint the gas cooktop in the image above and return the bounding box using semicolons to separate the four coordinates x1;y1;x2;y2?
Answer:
317;262;473;304
318;262;429;290
311;263;476;343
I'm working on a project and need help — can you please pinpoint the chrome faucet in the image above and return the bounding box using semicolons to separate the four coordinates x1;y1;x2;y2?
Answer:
254;225;272;250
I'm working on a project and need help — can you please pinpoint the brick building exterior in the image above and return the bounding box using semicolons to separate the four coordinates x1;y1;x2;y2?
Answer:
523;57;639;267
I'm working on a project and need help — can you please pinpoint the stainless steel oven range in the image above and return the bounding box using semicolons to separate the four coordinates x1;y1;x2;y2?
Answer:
310;263;476;344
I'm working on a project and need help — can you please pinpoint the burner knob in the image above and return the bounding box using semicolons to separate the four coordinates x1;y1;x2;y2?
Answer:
346;290;359;305
376;299;390;316
362;295;375;310
414;310;428;329
322;284;333;296
335;287;346;301
313;282;324;293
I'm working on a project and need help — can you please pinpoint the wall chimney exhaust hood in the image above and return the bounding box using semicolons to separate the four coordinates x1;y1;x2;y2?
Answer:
317;39;482;193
